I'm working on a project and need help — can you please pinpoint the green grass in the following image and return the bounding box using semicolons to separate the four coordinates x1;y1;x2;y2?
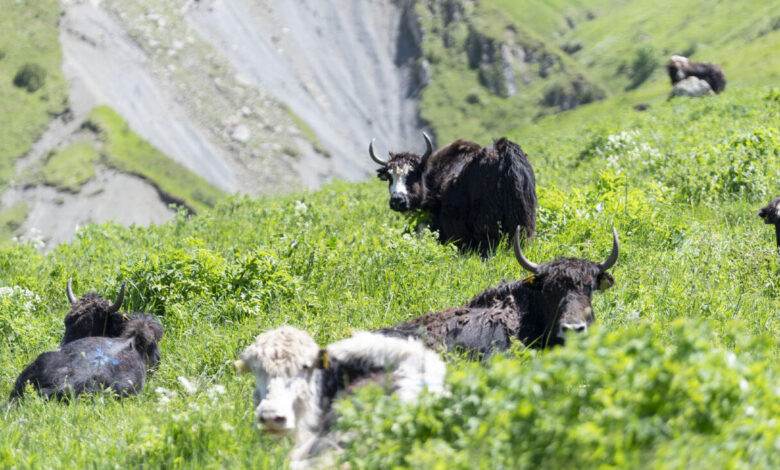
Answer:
0;88;778;468
0;202;29;244
0;0;67;187
34;141;100;193
85;106;225;213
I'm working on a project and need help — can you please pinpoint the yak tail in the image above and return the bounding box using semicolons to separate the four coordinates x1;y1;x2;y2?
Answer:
121;314;164;350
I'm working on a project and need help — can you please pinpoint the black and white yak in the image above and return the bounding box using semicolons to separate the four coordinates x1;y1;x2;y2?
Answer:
369;133;537;253
9;315;164;401
233;326;445;469
666;55;726;94
377;227;619;356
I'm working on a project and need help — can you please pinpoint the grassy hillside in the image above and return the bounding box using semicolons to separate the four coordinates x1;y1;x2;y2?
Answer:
0;88;778;467
0;0;68;185
418;0;780;144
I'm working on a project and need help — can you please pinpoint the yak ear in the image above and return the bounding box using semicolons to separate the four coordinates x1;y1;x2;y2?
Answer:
316;349;331;370
597;272;615;291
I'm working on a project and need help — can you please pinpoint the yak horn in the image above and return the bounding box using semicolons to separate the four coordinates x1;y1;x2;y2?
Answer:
597;228;620;273
421;132;433;164
107;282;126;314
66;278;76;305
368;139;388;166
513;226;539;273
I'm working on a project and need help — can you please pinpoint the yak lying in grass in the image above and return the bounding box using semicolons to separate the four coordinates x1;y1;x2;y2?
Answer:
234;326;445;469
666;55;726;94
369;133;537;253
758;196;780;248
377;227;619;356
61;278;128;345
9;315;163;401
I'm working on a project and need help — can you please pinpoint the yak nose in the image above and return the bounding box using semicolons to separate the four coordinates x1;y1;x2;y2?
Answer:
389;195;408;211
258;413;287;427
561;322;588;333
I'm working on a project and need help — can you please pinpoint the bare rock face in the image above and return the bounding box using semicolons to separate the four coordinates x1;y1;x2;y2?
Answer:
671;76;714;98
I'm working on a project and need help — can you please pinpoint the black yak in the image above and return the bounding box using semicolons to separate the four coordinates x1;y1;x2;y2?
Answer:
9;315;163;401
369;133;537;253
377;227;619;355
666;55;726;94
61;278;128;346
234;327;445;469
758;196;780;248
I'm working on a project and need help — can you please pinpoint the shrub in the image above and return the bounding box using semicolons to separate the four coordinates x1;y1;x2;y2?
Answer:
625;46;658;90
13;63;47;92
336;320;780;469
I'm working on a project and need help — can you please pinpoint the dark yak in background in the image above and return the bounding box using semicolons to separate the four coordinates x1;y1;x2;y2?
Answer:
377;227;619;356
758;196;780;248
62;279;129;345
369;133;537;253
666;55;726;93
9;315;163;401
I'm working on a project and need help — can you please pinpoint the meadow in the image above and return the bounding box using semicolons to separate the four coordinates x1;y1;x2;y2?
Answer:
0;87;778;468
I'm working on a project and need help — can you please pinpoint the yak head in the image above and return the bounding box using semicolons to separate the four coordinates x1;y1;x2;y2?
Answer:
758;197;780;225
369;133;433;212
61;279;127;346
512;227;619;344
667;55;689;83
234;326;329;435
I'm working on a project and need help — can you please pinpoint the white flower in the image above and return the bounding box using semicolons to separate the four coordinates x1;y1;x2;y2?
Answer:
178;376;198;394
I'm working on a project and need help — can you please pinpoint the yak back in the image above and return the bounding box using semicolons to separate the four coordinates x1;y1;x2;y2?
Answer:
10;336;146;401
377;306;521;359
425;138;537;246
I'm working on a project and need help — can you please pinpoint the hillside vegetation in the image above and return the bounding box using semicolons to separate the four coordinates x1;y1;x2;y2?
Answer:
418;0;780;144
0;88;778;468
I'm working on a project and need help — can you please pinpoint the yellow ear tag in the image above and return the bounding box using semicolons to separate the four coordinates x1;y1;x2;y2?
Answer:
598;277;614;291
320;351;331;370
123;314;130;321
522;275;536;286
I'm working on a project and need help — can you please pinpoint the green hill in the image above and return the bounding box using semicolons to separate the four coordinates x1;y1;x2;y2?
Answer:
0;1;779;468
418;0;780;143
0;87;778;467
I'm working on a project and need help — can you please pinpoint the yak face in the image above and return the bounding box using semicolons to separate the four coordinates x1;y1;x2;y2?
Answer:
667;55;689;83
370;133;434;212
758;197;780;225
234;326;327;435
470;227;619;346
521;258;615;343
377;153;425;212
62;280;127;346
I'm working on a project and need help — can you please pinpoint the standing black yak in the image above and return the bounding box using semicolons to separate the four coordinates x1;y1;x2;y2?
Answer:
369;133;537;253
9;315;163;401
758;196;780;248
377;227;619;356
666;55;726;94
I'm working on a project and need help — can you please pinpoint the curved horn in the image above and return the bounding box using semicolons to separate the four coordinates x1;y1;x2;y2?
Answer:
368;139;388;166
513;226;539;274
597;228;620;273
107;282;126;314
66;278;76;305
420;132;433;164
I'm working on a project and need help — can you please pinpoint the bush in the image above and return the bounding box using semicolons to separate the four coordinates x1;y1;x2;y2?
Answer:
13;63;47;92
336;320;780;469
625;46;658;90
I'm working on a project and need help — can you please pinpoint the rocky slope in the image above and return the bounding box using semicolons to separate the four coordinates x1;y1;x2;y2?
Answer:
8;0;428;248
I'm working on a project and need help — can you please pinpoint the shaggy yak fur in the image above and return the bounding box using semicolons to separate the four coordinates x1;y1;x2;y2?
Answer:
10;315;163;401
61;279;129;346
758;196;780;248
378;228;619;355
666;55;726;94
370;133;537;253
234;326;445;469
